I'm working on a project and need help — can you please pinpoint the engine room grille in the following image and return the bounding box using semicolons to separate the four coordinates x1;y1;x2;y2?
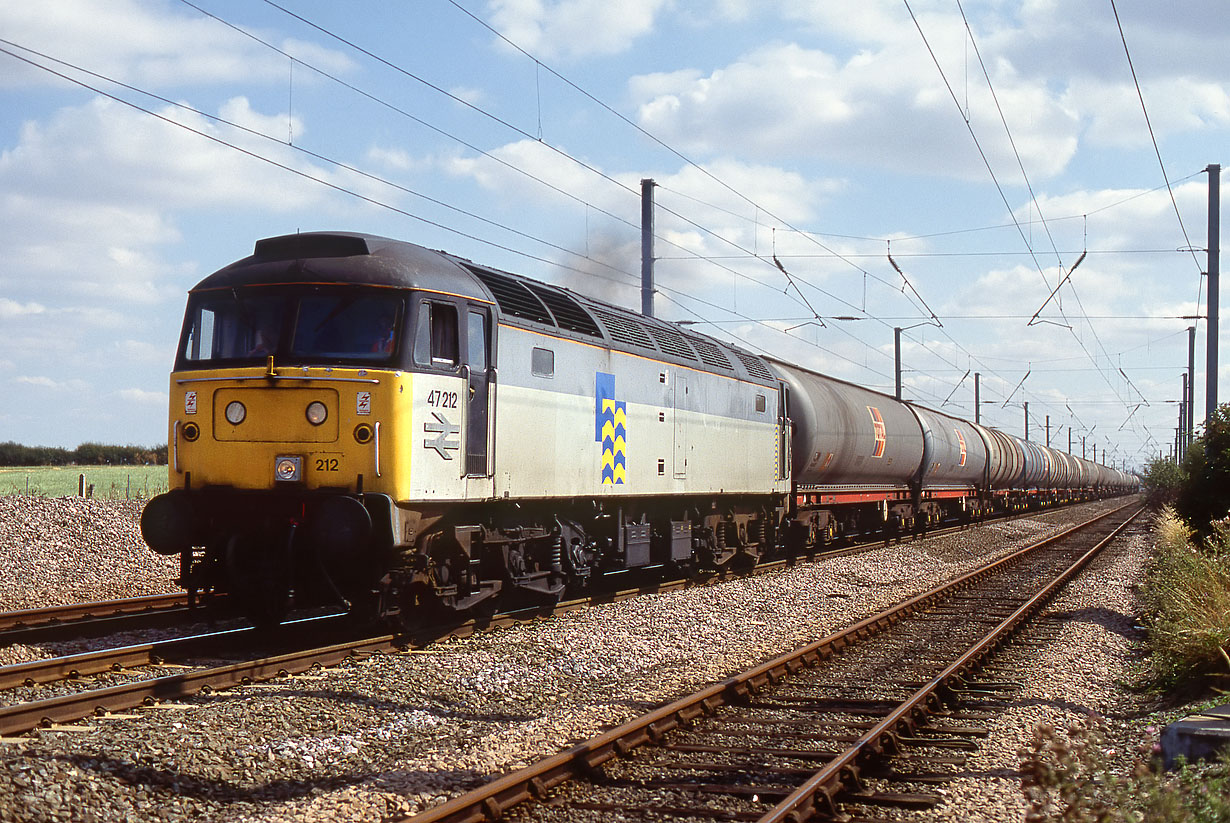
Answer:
683;334;734;371
731;349;774;381
466;267;553;326
526;284;603;337
591;308;657;350
645;324;698;362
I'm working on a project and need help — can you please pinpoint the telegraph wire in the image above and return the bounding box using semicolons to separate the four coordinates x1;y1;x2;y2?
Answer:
956;0;1064;269
901;0;1055;294
0;38;646;289
1109;0;1203;279
179;0;822;320
9;6;1173;460
0;42;677;301
1108;0;1207;329
904;0;1134;415
442;0;948;330
174;1;645;251
256;0;1102;419
253;0;819;316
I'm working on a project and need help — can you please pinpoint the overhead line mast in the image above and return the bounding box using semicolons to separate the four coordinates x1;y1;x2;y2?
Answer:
1207;163;1221;424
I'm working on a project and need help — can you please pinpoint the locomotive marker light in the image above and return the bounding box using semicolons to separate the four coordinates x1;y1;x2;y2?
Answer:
305;401;328;426
224;400;246;425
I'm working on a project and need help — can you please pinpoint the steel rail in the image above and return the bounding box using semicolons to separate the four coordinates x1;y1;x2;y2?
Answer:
0;592;191;631
0;631;397;736
0;624;262;691
398;499;1141;823
759;502;1146;821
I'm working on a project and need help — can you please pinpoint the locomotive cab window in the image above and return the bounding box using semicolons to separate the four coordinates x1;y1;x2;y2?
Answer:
175;287;405;370
467;309;488;372
290;292;403;361
413;300;459;370
179;293;286;363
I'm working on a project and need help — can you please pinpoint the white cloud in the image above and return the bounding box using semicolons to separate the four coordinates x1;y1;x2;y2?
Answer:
117;388;166;405
113;339;168;365
0;298;46;319
0;1;354;90
0;95;390;311
15;375;88;391
487;0;671;60
366;146;430;174
631;40;1080;180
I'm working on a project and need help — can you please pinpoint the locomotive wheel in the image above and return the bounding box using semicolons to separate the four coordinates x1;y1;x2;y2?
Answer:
225;531;290;626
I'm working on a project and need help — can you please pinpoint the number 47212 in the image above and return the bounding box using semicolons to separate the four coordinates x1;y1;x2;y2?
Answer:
425;390;458;408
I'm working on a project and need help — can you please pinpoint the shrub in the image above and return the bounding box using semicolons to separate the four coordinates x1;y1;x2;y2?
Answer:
1176;404;1230;535
1021;717;1230;822
1141;455;1185;506
1139;508;1230;688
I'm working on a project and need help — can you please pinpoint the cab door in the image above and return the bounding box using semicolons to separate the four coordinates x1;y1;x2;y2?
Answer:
410;298;466;500
464;306;492;480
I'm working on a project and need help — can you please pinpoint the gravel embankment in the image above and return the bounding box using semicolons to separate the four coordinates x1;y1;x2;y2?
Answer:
0;496;180;612
0;497;1152;823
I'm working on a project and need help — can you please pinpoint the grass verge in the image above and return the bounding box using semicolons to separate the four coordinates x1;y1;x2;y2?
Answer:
0;465;169;500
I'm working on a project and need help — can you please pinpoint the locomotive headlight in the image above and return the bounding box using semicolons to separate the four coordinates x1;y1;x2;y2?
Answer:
274;456;302;482
305;401;328;426
224;401;247;425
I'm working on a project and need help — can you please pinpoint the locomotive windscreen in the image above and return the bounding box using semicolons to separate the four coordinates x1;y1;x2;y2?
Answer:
176;286;405;369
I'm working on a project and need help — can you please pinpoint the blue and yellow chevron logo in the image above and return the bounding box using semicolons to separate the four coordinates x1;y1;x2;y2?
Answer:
600;399;627;485
596;372;626;485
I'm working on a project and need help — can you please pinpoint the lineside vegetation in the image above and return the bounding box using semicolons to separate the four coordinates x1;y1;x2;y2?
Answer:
0;441;167;467
1022;406;1230;821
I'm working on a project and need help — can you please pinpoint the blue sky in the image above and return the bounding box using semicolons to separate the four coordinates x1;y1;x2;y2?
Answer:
1;0;1227;471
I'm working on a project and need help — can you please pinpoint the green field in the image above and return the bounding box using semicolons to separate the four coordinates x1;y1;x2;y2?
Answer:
0;465;170;500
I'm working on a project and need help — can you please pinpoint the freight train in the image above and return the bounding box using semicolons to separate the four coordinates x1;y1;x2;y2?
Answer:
140;232;1137;624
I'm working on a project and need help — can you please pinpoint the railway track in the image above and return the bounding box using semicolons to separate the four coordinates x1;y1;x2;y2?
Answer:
0;498;1132;742
399;500;1143;822
0;592;234;646
0;498;1081;649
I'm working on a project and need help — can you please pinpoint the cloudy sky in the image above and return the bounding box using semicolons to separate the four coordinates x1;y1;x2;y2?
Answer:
1;0;1226;470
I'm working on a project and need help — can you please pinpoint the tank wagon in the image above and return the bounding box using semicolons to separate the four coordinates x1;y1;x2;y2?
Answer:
140;232;1136;624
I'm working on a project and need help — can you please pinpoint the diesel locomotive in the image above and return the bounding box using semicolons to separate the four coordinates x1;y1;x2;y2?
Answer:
140;232;1136;624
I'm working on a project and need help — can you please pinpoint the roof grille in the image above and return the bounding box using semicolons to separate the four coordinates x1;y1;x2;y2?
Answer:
466;267;553;325
591;308;656;350
732;350;774;381
526;284;603;337
683;334;734;371
645;323;698;362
